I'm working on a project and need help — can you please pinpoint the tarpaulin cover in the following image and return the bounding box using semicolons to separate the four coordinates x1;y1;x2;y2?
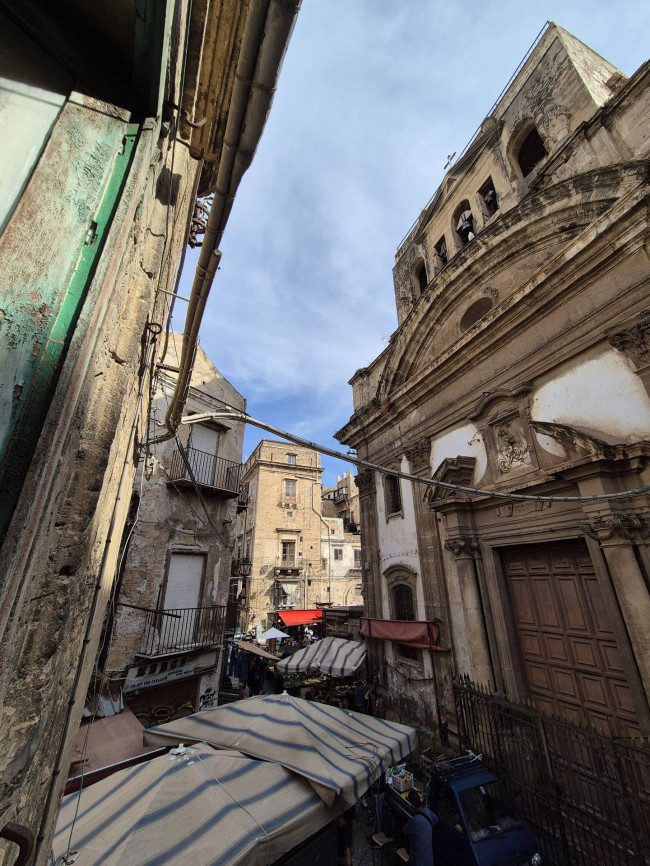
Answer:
360;618;446;649
234;639;279;660
278;609;323;626
54;744;338;866
144;693;417;808
275;636;366;677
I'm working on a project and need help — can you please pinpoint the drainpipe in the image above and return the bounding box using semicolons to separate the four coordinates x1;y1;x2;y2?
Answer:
312;482;331;603
152;0;300;443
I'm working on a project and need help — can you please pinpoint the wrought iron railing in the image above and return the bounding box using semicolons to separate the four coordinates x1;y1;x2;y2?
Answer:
453;676;650;866
139;605;225;656
334;490;348;502
169;447;241;494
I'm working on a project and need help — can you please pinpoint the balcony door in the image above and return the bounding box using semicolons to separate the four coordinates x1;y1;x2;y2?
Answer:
163;552;205;649
188;424;220;486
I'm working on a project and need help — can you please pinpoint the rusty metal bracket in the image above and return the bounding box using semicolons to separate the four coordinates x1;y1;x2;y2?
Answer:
0;823;34;866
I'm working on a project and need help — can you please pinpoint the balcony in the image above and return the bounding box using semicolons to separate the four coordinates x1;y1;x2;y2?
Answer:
274;558;300;576
168;447;241;497
334;490;349;503
138;605;225;657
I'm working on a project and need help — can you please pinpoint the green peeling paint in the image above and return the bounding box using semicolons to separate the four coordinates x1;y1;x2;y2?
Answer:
0;124;140;543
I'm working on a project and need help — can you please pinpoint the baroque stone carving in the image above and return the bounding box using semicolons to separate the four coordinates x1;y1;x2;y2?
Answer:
444;537;479;557
405;437;431;468
608;310;650;368
495;418;531;473
580;513;645;542
355;469;376;496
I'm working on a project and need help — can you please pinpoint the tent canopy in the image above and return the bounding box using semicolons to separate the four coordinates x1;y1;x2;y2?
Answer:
54;744;338;866
275;636;366;677
277;609;323;626
234;639;279;659
260;627;290;641
144;693;417;808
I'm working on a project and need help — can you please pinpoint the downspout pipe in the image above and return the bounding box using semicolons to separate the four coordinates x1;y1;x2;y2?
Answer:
154;0;300;443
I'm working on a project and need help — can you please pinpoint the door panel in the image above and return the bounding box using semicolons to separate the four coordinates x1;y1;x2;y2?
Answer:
501;540;639;734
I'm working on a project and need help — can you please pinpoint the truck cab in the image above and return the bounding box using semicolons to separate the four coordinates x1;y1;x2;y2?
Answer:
386;756;541;866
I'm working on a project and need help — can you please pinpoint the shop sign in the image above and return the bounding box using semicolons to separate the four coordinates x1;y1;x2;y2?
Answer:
123;650;218;694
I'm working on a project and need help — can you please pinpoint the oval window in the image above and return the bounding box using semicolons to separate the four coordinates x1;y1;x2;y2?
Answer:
460;297;493;332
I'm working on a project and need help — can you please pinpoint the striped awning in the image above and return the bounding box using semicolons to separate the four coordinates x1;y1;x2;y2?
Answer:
53;744;338;866
275;636;366;677
144;693;417;808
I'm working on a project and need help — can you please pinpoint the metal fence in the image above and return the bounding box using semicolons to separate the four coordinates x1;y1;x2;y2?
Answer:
139;605;225;655
453;677;650;866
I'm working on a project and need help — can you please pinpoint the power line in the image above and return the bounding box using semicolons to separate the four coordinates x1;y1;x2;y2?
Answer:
181;407;650;506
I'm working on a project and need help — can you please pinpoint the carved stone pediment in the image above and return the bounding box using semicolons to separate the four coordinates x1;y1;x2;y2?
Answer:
531;421;617;462
427;456;476;508
467;384;540;488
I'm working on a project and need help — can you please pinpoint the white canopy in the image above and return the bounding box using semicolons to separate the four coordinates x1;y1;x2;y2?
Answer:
275;636;367;677
53;744;338;866
260;626;290;641
144;693;417;808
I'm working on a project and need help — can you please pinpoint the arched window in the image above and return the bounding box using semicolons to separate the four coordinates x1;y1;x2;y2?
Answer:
460;297;493;332
452;200;475;247
517;126;547;177
393;583;415;621
414;261;428;295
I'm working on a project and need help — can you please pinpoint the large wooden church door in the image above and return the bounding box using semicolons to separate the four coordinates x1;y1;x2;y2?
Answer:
501;539;639;734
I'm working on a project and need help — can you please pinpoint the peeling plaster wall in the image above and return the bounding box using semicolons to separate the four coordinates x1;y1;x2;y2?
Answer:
531;344;650;440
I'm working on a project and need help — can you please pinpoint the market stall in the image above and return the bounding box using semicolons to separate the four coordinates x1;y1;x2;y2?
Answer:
275;636;366;678
54;743;339;866
144;692;417;808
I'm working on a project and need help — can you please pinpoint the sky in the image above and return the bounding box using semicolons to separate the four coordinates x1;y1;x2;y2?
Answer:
177;1;650;486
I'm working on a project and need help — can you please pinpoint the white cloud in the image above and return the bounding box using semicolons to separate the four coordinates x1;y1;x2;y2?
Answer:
182;0;650;484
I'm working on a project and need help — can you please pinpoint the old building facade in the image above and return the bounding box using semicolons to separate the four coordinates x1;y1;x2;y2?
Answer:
0;0;298;861
336;24;650;739
101;336;245;726
233;440;364;631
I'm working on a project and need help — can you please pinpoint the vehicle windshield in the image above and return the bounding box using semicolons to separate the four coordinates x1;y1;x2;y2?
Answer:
458;781;524;842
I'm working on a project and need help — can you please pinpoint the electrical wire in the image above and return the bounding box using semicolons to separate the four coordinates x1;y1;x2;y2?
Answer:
182;405;650;506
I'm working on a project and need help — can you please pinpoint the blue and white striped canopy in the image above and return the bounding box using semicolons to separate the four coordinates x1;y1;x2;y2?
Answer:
144;693;417;807
53;744;339;866
275;636;367;677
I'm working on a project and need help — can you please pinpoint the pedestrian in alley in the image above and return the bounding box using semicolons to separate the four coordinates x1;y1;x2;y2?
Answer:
403;788;438;866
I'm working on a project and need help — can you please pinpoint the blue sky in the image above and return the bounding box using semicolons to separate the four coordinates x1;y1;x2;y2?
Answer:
178;1;649;486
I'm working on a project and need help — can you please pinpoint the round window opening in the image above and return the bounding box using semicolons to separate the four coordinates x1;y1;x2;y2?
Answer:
460;297;493;332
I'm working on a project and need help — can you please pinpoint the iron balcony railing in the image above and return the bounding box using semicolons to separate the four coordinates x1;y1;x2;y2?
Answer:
334;490;348;502
139;605;225;656
169;446;241;495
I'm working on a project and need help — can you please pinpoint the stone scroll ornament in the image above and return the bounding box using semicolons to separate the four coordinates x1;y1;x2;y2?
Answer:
608;309;650;367
495;419;531;473
580;514;645;542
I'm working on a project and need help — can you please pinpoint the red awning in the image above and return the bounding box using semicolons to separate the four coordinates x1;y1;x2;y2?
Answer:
278;609;324;626
361;618;446;650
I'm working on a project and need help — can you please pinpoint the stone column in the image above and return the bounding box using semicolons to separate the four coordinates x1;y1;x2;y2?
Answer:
581;513;650;703
443;537;494;687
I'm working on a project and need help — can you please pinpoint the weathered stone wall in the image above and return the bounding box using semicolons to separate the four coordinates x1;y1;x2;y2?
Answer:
337;29;650;736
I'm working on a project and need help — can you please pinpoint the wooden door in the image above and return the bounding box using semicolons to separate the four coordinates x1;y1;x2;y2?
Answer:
501;540;639;733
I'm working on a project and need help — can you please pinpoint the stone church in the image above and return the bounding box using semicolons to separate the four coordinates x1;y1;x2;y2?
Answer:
336;23;650;738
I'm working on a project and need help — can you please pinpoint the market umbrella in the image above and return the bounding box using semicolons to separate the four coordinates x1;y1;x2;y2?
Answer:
144;693;417;807
260;627;290;641
275;636;366;677
53;743;338;866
